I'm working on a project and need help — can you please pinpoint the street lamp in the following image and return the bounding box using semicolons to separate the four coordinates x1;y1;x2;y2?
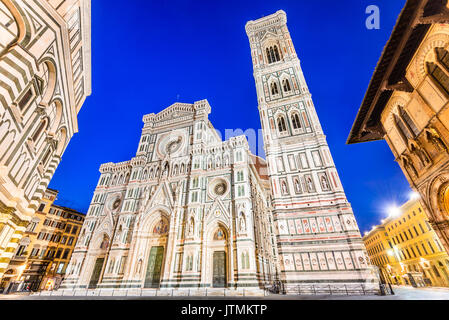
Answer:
387;205;401;218
409;191;420;200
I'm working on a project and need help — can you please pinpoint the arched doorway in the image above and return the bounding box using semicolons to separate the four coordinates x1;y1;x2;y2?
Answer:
210;226;228;288
143;216;169;288
88;234;110;289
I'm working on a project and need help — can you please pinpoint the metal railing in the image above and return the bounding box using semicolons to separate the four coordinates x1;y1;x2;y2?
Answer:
32;287;268;297
290;284;378;296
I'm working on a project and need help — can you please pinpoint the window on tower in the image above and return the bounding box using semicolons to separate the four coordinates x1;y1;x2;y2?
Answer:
266;45;281;64
291;113;301;129
282;79;291;92
277;116;287;132
271;82;279;95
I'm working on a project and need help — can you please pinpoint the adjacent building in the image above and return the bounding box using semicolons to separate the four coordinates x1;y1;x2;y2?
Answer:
347;0;449;255
0;188;85;293
0;0;91;279
363;199;449;287
58;10;377;296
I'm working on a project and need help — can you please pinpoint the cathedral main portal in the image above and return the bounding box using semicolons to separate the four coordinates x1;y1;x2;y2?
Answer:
144;246;164;288
212;251;226;288
88;258;104;289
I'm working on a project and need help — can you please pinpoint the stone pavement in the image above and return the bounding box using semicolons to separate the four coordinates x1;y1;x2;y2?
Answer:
0;285;448;300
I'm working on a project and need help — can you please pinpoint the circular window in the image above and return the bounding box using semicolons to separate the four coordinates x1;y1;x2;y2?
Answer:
209;178;229;198
161;136;182;154
112;199;121;210
214;183;227;196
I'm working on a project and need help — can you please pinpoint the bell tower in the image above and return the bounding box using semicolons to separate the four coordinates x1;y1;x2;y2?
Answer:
246;10;377;293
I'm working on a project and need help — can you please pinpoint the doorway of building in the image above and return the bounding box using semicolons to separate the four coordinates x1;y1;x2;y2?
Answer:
144;246;164;288
88;257;104;289
213;251;227;288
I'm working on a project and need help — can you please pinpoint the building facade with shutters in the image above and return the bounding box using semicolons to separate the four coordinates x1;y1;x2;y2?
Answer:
0;0;91;280
348;0;449;257
364;199;449;288
0;188;85;293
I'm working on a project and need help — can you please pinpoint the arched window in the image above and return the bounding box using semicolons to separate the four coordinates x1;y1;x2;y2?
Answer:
282;79;291;92
436;47;449;71
399;106;419;137
277;116;287;132
271;82;279;95
394;114;412;142
266;48;272;64
266;45;281;64
274;46;280;62
427;62;449;95
291;113;301;129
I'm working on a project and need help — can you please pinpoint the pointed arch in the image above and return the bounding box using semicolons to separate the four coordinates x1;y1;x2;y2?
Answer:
277;115;287;133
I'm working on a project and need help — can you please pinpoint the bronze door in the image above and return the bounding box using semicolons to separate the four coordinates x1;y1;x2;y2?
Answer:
213;251;226;288
144;246;164;288
88;258;104;289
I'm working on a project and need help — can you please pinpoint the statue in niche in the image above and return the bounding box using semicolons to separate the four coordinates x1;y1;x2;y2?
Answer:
294;178;301;193
239;213;246;232
306;177;314;192
162;163;169;176
188;217;194;236
281;181;288;194
426;128;448;152
411;144;430;166
402;156;418;177
320;176;329;190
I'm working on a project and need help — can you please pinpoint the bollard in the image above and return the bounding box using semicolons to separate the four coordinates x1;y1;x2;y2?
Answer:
345;284;348;295
329;284;332;295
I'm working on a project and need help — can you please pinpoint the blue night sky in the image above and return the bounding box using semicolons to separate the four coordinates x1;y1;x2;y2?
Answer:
49;0;412;234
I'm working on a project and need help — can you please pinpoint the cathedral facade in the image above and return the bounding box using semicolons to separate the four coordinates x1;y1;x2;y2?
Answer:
61;99;277;291
59;10;376;295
